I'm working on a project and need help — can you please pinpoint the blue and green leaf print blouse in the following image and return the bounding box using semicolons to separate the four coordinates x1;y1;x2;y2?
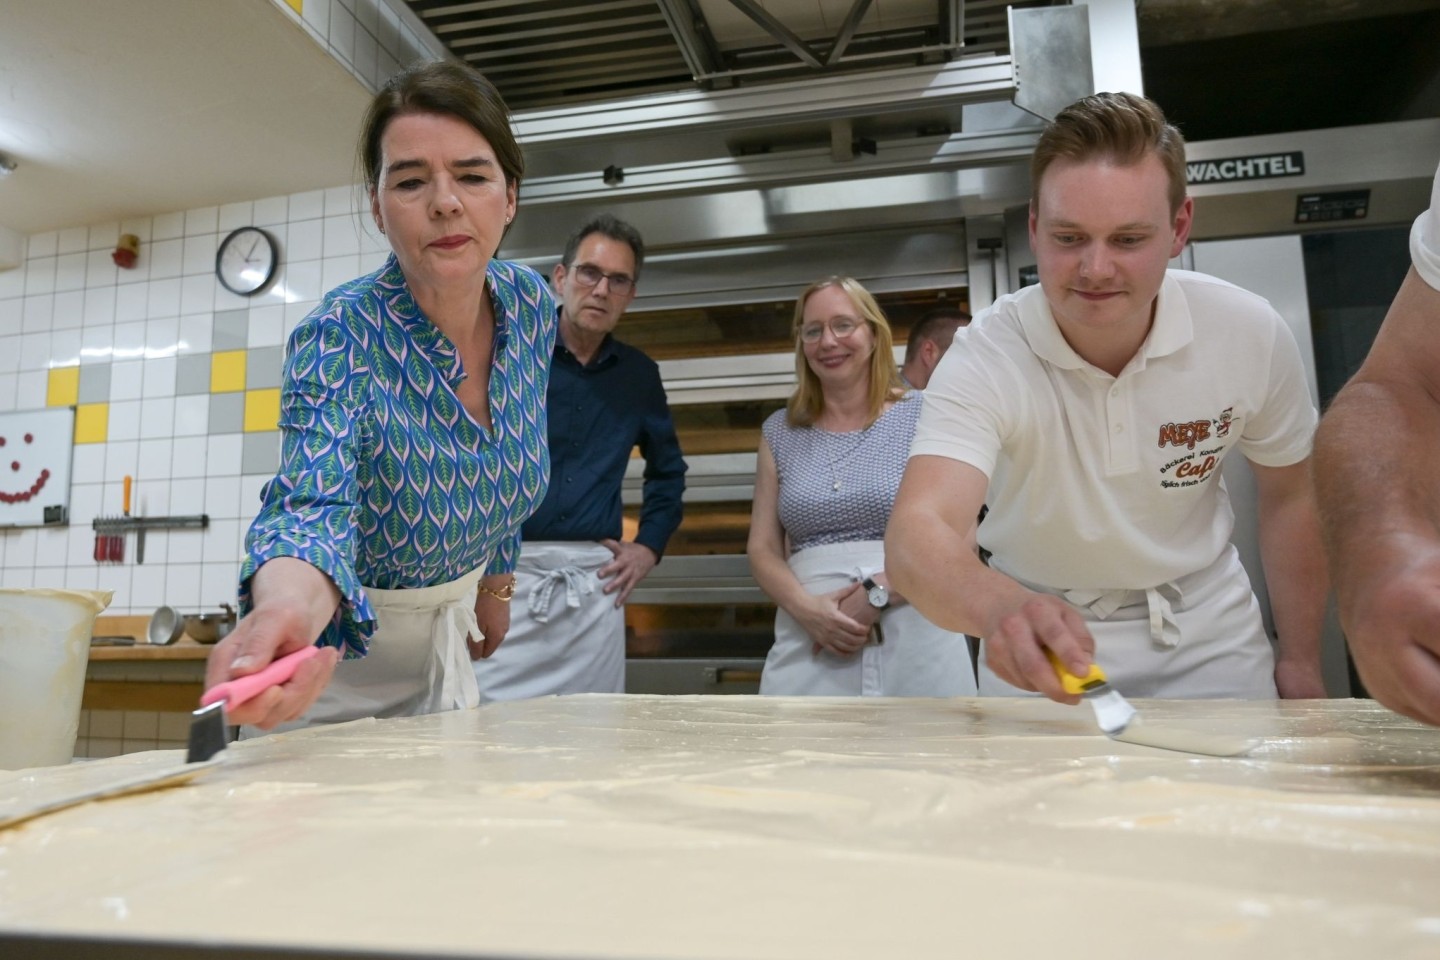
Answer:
240;254;555;657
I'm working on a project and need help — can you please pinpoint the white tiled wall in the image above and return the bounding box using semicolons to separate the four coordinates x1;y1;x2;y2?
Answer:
0;186;390;615
76;704;200;759
273;0;446;94
77;709;195;760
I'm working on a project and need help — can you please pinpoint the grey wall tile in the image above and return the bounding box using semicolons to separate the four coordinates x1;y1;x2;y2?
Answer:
78;364;111;404
213;309;248;351
175;354;210;396
209;392;244;434
241;432;280;476
246;346;284;389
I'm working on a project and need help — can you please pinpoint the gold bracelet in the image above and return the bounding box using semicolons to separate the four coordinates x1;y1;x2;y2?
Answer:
478;577;517;602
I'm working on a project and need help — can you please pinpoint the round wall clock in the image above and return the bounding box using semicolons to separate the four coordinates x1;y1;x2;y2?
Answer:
215;226;279;296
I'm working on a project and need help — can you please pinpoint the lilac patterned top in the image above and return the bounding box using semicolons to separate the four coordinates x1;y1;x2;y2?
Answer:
240;255;556;657
762;391;921;554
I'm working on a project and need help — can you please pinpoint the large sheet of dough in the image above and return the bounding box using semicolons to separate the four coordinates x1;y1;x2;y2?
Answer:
2;695;1439;959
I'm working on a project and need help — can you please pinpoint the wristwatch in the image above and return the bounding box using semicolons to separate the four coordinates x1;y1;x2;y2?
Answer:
862;576;890;610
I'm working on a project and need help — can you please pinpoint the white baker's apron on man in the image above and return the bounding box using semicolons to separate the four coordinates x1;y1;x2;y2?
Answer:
977;544;1276;699
241;566;485;738
760;540;977;697
473;541;624;701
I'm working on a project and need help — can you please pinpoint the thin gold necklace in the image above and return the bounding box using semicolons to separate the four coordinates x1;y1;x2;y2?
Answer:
824;425;872;492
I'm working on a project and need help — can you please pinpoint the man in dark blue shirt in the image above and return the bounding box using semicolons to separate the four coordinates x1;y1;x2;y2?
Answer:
475;214;687;699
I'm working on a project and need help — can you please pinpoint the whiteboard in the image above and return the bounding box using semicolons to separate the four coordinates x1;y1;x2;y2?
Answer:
0;407;74;528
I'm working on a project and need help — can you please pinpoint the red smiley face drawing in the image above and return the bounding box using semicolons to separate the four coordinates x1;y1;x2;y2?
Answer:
0;432;51;505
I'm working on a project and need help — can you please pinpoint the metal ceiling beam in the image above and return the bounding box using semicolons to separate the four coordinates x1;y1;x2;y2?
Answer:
473;41;683;70
447;16;663;47
495;66;692;101
826;0;876;66
481;50;687;83
511;56;1017;147
655;0;726;82
425;1;647;33
696;33;952;81
412;0;558;15
517;127;1042;205
726;0;824;69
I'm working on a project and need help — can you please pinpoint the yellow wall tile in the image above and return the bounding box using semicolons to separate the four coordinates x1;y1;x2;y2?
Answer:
244;388;281;433
211;350;248;393
284;0;303;13
47;368;80;407
74;403;109;444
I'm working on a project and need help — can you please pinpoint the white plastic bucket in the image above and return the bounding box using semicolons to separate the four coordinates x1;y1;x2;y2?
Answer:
0;588;113;769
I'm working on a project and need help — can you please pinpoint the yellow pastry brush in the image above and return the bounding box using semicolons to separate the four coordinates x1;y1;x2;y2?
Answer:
1045;649;1255;758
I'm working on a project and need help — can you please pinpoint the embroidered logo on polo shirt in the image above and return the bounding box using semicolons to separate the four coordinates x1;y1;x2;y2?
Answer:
1158;418;1209;450
1158;406;1235;450
1157;407;1237;490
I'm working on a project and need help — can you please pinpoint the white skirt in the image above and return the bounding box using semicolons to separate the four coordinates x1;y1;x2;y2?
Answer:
760;540;977;697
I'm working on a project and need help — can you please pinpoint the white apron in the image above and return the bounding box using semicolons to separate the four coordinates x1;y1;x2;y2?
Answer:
473;541;624;702
760;540;977;697
977;544;1276;699
242;566;485;738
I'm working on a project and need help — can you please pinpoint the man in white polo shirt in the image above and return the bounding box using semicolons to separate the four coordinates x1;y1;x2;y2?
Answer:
1315;160;1440;726
887;92;1329;702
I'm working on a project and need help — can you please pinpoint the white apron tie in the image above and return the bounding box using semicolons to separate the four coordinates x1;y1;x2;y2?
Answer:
474;542;625;701
1063;582;1184;648
528;565;594;624
431;593;483;712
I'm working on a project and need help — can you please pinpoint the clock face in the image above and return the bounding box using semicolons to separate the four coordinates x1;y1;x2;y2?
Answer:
215;227;278;296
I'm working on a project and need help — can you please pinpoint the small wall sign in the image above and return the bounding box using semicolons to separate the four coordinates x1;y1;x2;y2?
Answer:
1295;190;1371;224
1187;152;1305;185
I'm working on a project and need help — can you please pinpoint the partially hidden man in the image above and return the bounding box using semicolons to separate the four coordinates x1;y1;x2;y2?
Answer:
887;92;1330;704
475;214;687;699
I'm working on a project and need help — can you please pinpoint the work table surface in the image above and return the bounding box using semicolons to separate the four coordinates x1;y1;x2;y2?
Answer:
2;695;1438;960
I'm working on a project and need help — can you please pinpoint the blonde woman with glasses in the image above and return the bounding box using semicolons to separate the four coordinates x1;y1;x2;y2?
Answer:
746;277;976;696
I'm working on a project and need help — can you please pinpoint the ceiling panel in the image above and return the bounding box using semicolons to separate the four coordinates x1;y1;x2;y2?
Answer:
405;0;693;107
403;0;1050;106
0;0;370;237
695;0;937;48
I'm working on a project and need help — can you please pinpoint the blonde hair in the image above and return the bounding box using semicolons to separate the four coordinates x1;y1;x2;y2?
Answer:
1031;92;1188;215
786;276;903;428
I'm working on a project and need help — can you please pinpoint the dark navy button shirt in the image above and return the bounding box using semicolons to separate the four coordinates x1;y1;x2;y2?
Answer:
522;332;686;557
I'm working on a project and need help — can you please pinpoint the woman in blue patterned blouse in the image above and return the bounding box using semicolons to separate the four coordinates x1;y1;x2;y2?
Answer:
206;61;555;731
